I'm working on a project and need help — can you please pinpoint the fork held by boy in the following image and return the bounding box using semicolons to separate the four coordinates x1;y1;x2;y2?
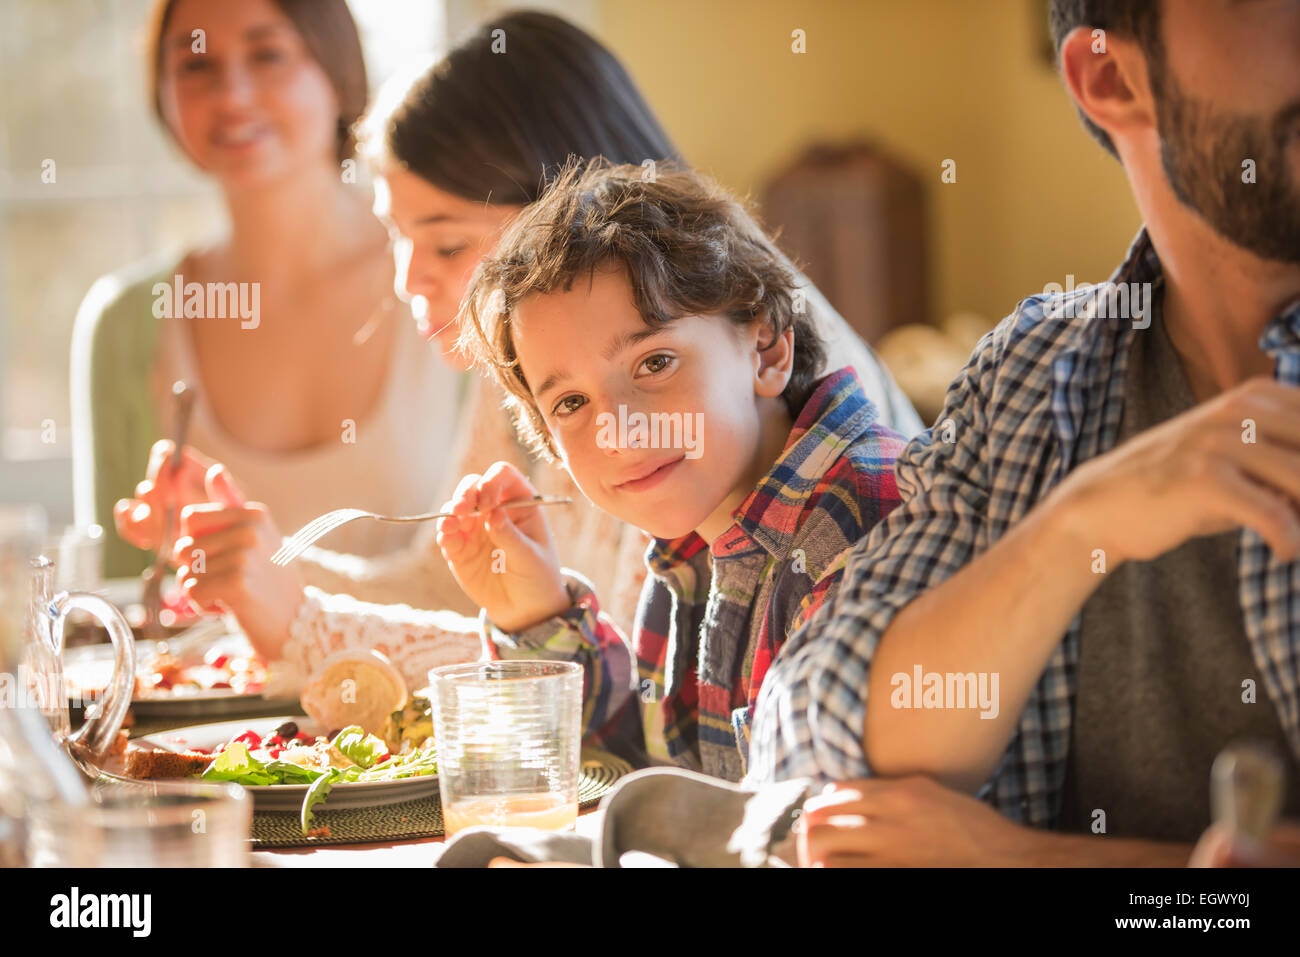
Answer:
270;495;573;566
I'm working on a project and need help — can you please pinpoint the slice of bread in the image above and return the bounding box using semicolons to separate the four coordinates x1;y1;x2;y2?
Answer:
121;746;216;779
299;649;407;737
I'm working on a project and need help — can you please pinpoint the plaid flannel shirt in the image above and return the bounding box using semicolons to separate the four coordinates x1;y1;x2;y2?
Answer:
746;230;1300;828
489;368;905;781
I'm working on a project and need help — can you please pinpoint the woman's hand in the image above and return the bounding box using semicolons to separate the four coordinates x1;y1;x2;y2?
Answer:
113;440;217;555
172;465;305;660
436;461;570;633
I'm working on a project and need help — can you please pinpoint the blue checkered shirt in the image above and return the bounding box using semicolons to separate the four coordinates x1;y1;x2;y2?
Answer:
745;229;1300;828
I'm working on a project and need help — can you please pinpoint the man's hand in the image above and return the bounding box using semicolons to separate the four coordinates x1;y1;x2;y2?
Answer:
798;777;1193;867
436;461;570;633
797;777;1034;867
1189;820;1300;867
113;440;216;554
172;465;305;659
1056;377;1300;566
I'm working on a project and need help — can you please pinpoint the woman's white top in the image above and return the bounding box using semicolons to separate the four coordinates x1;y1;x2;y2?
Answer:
151;301;462;559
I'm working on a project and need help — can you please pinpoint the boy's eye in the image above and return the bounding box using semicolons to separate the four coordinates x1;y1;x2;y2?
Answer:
640;354;674;375
179;57;212;74
552;394;587;417
437;246;468;259
252;47;286;65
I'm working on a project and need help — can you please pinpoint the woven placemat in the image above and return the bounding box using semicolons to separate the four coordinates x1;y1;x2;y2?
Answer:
251;749;634;848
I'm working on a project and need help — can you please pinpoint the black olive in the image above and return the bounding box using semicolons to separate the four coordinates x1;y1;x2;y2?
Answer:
275;720;299;740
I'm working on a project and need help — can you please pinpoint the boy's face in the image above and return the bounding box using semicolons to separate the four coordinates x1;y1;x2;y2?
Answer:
511;265;777;541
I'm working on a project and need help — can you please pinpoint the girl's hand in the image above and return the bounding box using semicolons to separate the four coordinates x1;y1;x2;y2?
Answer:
113;440;217;554
436;461;570;633
172;465;305;660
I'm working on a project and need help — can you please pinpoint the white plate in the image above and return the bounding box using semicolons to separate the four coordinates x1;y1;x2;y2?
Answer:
64;624;295;717
118;716;438;811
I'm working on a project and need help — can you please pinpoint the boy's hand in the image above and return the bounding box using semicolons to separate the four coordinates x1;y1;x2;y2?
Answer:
436;461;570;633
113;440;217;554
172;465;305;660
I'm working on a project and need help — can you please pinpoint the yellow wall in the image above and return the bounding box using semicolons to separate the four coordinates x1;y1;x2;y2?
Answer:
592;0;1143;329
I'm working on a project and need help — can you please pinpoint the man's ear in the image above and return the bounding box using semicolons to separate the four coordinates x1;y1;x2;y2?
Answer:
1059;25;1156;156
753;314;795;399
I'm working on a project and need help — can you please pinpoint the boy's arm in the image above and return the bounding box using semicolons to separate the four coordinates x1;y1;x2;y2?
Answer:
438;461;647;762
488;571;644;761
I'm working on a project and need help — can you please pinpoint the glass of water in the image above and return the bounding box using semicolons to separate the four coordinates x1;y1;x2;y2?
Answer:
429;660;583;837
26;780;251;867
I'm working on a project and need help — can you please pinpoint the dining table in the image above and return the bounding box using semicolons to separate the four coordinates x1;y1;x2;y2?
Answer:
115;705;607;868
249;807;605;867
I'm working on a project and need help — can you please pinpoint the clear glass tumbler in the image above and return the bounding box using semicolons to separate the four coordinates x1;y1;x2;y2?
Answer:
26;780;251;867
429;660;583;837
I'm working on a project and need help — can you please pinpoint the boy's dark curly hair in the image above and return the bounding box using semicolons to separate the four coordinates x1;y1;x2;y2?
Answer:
458;158;824;461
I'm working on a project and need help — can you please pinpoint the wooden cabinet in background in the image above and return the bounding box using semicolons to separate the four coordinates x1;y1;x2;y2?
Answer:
761;141;929;345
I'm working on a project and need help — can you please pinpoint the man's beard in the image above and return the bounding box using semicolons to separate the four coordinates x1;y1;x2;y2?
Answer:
1156;69;1300;265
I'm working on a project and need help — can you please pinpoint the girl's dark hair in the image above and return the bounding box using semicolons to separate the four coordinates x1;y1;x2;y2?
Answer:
370;10;682;205
147;0;368;164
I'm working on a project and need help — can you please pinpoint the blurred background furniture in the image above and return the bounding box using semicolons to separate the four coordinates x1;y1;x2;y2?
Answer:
763;140;928;346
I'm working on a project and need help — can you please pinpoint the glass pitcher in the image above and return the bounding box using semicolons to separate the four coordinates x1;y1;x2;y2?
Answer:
26;555;136;760
1;507;89;866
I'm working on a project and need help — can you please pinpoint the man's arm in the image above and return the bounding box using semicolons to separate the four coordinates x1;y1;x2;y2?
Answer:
1020;832;1192;867
863;484;1100;792
864;377;1300;791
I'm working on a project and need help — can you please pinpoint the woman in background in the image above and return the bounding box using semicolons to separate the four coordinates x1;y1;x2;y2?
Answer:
151;11;923;699
71;0;464;612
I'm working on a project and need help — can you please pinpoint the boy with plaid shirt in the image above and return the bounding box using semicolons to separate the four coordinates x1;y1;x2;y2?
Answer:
437;159;904;780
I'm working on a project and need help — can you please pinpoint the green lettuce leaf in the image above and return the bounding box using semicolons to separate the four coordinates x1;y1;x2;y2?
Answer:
264;760;330;785
200;741;279;786
300;768;341;834
330;726;389;769
299;766;363;835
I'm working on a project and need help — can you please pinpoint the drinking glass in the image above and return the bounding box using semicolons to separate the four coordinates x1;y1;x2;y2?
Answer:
26;780;251;867
429;660;583;837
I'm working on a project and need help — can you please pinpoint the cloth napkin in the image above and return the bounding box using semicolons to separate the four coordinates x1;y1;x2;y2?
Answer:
434;767;814;868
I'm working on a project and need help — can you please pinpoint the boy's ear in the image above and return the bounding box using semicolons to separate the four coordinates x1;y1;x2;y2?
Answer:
753;313;795;399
